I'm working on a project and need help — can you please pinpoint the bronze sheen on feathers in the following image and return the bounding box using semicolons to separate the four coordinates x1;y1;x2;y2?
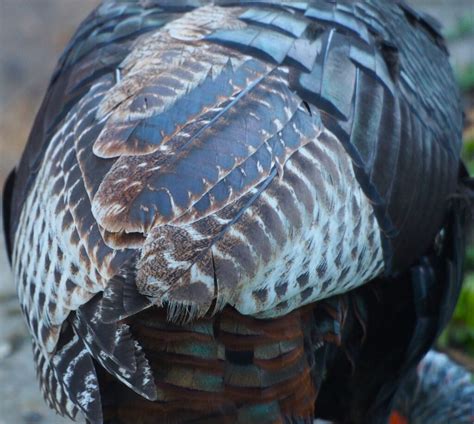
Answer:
2;1;472;423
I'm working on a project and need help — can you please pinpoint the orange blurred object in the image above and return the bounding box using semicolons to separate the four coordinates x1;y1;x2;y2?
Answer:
389;411;408;424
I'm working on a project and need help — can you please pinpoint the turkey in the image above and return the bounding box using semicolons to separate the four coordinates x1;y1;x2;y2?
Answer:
390;350;474;424
2;0;472;423
316;350;474;424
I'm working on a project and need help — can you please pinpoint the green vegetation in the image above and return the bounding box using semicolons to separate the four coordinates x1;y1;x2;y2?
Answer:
441;268;474;356
445;15;474;41
439;120;474;358
456;64;474;92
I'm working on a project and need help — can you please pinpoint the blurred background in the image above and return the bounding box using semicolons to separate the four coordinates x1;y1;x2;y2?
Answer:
0;1;473;423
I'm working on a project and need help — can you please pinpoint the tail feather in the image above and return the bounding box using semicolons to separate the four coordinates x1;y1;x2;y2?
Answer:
97;306;321;423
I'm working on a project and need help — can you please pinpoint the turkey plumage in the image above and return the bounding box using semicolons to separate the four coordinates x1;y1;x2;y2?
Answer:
391;350;474;424
2;1;471;423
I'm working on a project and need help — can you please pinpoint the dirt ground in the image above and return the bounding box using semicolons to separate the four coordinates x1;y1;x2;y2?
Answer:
0;1;472;423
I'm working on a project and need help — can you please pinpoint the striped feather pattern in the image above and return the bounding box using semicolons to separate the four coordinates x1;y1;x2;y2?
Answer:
207;0;462;272
33;335;102;422
4;1;467;423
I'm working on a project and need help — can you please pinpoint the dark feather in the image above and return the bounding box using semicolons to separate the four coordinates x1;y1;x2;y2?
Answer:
101;265;152;324
2;169;15;264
